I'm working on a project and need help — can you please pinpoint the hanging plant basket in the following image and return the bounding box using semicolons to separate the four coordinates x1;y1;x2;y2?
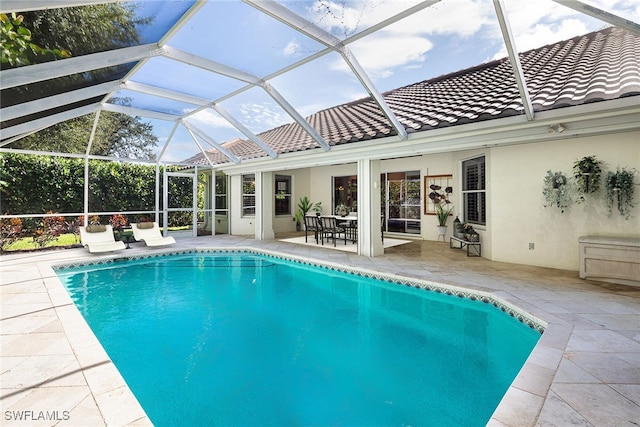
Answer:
605;167;636;220
542;170;572;213
573;155;601;202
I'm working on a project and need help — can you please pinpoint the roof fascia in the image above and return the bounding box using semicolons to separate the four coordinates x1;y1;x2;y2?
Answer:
0;43;162;90
245;0;407;140
0;103;99;140
0;0;120;13
100;103;180;122
217;97;640;174
552;0;640;35
2;81;122;122
210;104;279;159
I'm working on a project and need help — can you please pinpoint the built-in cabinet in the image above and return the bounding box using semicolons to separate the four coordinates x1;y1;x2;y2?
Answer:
578;236;640;287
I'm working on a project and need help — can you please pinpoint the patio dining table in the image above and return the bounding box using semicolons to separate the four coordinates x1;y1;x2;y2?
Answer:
334;215;358;243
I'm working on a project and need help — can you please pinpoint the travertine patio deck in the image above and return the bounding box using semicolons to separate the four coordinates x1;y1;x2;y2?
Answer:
2;234;639;426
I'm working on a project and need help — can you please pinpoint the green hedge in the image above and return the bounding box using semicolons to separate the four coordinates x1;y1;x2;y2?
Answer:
0;153;197;227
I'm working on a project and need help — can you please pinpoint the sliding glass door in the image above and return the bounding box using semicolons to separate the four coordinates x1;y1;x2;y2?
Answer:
383;171;421;235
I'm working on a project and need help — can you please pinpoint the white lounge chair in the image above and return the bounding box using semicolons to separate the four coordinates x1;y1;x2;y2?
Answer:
131;222;176;247
79;224;126;253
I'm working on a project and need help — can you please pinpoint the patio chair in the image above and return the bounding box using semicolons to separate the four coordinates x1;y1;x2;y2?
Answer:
79;224;126;253
131;222;176;247
304;215;321;244
319;216;347;247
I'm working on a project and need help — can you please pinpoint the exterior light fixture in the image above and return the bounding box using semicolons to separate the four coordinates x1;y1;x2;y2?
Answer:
548;124;566;134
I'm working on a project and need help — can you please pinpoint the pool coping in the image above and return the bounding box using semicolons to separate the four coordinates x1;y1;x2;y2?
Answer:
43;246;556;425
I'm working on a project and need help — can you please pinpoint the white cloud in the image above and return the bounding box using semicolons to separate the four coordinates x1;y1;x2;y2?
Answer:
283;39;301;57
490;0;639;60
301;0;494;79
188;109;235;130
408;0;493;37
491;18;590;60
238;102;290;132
335;32;434;79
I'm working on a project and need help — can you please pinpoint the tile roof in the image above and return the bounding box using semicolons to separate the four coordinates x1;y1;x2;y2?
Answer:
185;27;640;166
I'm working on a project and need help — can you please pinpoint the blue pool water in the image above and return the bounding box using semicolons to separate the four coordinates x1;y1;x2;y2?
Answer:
57;252;541;426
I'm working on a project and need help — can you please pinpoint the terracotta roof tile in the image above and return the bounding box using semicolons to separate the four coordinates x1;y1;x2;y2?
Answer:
187;27;639;166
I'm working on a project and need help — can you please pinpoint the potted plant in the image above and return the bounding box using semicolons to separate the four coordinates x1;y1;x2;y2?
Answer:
294;210;304;231
460;223;479;242
335;203;349;217
605;167;636;220
298;196;313;217
435;202;454;237
312;201;323;216
573;155;601;202
542;170;572;213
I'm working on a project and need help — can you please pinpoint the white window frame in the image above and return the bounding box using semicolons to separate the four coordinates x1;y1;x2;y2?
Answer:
461;156;486;226
274;174;292;216
242;174;255;217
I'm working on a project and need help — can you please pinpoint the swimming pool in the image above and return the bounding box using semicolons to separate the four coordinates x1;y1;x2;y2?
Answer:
56;250;542;426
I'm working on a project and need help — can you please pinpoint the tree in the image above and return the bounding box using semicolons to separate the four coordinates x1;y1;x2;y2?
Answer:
0;13;70;66
12;98;159;159
3;3;147;69
4;4;158;158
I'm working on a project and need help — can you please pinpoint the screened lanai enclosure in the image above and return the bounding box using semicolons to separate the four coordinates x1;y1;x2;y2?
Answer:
1;0;638;253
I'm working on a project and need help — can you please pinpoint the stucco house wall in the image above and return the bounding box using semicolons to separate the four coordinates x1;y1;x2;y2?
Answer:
489;131;639;270
277;130;638;272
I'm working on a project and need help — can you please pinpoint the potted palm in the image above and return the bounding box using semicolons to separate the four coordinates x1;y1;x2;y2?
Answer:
435;202;454;237
296;196;314;231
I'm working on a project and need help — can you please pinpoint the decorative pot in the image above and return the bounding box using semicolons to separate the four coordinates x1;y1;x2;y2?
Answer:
437;226;448;236
453;216;462;238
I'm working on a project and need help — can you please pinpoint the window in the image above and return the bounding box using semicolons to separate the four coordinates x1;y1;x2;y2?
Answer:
333;175;357;213
215;173;227;213
242;174;255;216
275;175;291;215
462;156;486;225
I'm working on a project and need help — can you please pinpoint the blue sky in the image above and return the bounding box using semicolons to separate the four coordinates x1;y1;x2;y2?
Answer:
119;0;640;163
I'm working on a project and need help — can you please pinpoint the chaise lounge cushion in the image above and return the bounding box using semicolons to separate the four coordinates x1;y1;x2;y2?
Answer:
85;224;107;233
136;222;155;229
